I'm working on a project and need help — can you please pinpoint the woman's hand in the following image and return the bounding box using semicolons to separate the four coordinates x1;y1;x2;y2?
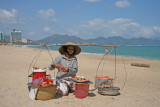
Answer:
53;64;62;69
54;64;69;72
61;67;69;72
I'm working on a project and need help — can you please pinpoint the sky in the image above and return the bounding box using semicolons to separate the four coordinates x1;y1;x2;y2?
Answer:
0;0;160;40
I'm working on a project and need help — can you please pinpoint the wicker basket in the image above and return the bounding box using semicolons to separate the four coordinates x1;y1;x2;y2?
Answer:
36;85;57;100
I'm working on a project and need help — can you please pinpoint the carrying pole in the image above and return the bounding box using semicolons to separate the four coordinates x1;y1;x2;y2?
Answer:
43;44;117;48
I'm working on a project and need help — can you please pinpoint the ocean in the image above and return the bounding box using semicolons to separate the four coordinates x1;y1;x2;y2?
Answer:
27;45;160;60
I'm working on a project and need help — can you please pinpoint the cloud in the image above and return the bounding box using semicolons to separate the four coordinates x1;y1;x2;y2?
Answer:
83;0;101;2
28;31;35;36
43;26;52;33
0;9;24;24
38;9;56;22
115;0;131;8
67;18;160;39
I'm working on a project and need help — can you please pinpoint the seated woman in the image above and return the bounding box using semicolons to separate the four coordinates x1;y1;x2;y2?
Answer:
49;42;81;95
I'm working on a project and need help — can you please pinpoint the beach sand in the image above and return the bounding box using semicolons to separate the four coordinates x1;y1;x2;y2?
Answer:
0;45;160;107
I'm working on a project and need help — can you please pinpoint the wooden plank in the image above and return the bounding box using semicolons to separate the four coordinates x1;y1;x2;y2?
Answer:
131;63;150;68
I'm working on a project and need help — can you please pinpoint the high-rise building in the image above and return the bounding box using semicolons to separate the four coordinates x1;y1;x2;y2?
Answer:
0;32;4;41
10;29;22;43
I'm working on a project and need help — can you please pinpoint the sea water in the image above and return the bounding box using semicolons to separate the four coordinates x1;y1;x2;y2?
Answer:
27;45;160;60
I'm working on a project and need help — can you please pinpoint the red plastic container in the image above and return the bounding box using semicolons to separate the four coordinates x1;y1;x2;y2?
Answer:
32;69;46;82
75;83;89;98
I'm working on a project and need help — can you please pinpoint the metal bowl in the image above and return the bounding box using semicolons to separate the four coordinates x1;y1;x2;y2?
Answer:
98;87;120;96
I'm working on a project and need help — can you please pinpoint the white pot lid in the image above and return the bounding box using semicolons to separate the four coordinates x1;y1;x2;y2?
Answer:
33;69;47;72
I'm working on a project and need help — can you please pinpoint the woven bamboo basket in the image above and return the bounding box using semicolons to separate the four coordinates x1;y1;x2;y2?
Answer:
36;85;57;100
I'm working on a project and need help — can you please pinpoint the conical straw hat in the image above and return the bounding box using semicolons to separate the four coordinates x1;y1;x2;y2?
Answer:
58;42;81;55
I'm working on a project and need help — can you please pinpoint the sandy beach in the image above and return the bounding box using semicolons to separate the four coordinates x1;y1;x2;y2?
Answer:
0;45;160;107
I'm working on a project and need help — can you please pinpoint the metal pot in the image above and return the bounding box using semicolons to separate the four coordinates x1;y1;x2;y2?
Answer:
98;87;120;96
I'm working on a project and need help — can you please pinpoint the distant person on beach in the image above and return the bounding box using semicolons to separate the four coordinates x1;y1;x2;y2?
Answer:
49;42;81;95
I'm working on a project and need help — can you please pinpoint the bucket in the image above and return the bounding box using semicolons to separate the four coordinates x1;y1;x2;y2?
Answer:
75;83;89;98
32;68;46;82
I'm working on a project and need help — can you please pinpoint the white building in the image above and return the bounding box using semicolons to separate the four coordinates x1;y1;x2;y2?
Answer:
21;38;28;43
10;29;22;43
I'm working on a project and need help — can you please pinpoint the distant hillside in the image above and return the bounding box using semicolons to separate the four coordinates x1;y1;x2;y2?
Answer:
35;34;160;46
87;36;160;46
86;36;128;45
127;37;160;46
36;34;85;44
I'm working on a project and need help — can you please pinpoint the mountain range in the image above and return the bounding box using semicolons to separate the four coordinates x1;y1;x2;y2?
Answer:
35;34;160;46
